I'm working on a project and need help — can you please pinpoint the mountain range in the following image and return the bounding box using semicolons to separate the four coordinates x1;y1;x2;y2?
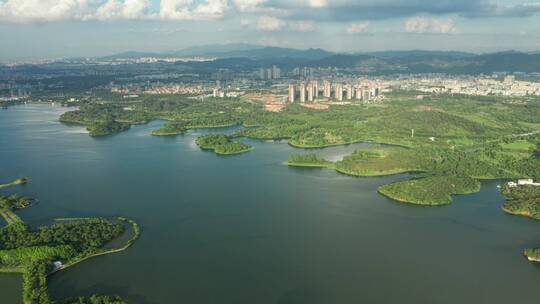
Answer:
102;45;540;75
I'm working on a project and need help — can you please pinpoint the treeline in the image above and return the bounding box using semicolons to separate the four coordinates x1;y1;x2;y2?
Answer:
61;295;126;304
0;219;124;252
286;154;332;167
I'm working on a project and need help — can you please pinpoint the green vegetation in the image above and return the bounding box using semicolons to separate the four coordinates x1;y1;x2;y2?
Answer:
86;119;130;137
501;185;540;262
151;121;187;136
56;92;540;260
60;93;539;205
285;154;333;168
60;104;148;136
335;147;428;176
501;185;540;220
1;195;33;225
524;248;540;262
61;295;126;304
378;175;481;206
196;134;252;155
0;180;135;303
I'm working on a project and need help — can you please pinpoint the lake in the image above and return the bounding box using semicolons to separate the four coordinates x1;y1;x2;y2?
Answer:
1;104;540;304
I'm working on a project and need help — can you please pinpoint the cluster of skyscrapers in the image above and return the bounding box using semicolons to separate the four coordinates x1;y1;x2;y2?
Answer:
259;66;281;80
288;80;379;103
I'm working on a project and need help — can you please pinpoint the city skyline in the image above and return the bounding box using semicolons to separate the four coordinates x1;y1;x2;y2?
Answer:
1;0;540;60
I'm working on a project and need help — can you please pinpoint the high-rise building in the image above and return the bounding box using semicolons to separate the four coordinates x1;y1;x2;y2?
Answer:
300;82;306;103
346;84;353;100
259;66;281;80
288;84;295;103
355;87;363;100
307;83;314;102
363;88;371;101
371;87;379;97
272;65;281;79
313;80;319;99
323;80;331;98
335;84;343;101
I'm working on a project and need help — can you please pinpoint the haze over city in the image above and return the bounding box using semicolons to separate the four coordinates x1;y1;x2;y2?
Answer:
1;0;540;60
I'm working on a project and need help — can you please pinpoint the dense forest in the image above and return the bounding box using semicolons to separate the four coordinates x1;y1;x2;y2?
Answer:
378;175;481;206
502;185;540;220
196;134;252;155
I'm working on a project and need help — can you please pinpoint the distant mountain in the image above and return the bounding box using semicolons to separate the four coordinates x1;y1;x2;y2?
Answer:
307;54;373;68
165;43;264;57
215;47;333;60
101;44;332;61
365;50;476;59
100;44;540;74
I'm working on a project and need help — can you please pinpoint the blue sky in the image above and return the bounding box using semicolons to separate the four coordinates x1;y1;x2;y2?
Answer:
0;0;539;60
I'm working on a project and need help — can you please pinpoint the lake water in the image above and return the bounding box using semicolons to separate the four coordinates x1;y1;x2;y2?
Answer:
1;104;540;304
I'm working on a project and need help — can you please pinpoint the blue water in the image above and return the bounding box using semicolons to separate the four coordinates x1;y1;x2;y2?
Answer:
1;104;540;304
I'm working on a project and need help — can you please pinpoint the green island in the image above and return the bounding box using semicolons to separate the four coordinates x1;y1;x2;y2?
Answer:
285;154;333;168
195;134;253;155
378;175;481;206
0;180;139;304
501;185;540;262
0;177;28;189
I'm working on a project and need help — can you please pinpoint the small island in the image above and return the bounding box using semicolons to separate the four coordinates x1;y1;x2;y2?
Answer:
0;177;28;189
0;179;139;303
195;134;253;155
378;175;481;206
501;182;540;262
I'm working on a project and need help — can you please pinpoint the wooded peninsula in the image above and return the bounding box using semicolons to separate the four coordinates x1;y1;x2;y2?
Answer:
0;179;140;304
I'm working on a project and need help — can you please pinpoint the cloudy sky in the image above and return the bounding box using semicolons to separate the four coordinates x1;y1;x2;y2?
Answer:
1;0;540;60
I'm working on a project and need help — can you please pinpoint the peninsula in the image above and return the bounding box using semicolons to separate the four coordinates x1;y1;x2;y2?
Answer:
0;179;139;304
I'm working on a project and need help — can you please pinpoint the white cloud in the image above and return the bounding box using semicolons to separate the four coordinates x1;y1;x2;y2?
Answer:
233;0;267;12
405;16;457;34
0;0;232;23
0;0;92;23
256;16;286;31
159;0;228;21
94;0;150;21
289;20;314;32
256;16;316;32
308;0;328;8
346;21;369;34
240;18;249;28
